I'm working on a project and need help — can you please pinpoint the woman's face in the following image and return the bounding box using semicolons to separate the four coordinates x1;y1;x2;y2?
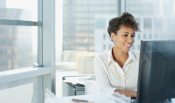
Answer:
111;26;135;53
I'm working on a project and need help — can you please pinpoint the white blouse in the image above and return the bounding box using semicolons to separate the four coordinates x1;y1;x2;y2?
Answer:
94;48;140;95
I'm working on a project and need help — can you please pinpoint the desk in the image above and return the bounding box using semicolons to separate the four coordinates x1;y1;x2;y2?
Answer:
54;94;117;103
46;94;131;103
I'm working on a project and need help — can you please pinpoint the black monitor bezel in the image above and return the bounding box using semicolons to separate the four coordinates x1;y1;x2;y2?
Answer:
136;40;144;103
136;40;175;103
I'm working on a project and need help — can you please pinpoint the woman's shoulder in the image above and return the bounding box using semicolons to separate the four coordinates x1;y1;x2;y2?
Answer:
94;52;108;62
130;50;140;60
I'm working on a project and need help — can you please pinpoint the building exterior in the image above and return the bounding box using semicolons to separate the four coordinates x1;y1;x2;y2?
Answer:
63;0;175;56
0;0;33;71
63;0;118;52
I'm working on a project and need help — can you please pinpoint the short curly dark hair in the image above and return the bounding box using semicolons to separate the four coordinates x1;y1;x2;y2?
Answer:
107;12;140;41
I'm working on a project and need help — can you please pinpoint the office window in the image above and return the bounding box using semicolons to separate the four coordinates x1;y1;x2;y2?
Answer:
0;0;41;72
4;60;6;65
4;49;6;55
0;25;37;71
1;60;2;66
75;0;88;5
89;0;102;5
0;0;38;21
143;34;146;39
102;6;117;11
155;18;162;28
102;1;117;5
0;0;54;102
144;18;152;29
103;45;106;50
3;39;6;45
0;29;2;34
155;34;158;39
126;0;175;51
95;18;106;29
1;49;3;55
149;34;152;39
1;38;3;45
89;6;101;11
138;34;140;39
103;34;106;40
59;0;119;62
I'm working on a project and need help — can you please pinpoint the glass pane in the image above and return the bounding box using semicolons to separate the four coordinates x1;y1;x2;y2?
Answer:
0;76;41;103
0;25;38;72
0;0;38;21
59;0;118;62
126;0;175;51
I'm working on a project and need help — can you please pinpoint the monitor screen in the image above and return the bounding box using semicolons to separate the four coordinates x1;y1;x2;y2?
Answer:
137;40;175;103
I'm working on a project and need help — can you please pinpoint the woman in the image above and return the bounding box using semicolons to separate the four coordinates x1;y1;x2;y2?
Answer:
94;12;140;98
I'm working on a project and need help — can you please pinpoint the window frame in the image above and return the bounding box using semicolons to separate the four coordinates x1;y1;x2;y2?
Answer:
0;0;56;102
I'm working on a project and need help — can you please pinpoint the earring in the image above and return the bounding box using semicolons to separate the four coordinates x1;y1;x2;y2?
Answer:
113;39;115;42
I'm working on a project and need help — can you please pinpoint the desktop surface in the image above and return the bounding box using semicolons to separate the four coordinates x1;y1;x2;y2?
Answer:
55;94;137;103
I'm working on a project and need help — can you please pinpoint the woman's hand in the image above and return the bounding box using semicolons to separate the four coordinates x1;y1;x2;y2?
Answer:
131;91;137;97
114;89;137;97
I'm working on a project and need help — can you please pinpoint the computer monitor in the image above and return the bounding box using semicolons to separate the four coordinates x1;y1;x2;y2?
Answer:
137;40;175;103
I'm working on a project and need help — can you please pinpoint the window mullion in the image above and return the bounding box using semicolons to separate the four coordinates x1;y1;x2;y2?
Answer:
0;19;41;26
34;0;43;67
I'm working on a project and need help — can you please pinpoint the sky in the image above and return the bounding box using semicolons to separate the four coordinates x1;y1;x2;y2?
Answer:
6;0;37;21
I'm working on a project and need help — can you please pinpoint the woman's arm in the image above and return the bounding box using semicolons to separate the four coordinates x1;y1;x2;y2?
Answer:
94;54;117;95
114;89;137;97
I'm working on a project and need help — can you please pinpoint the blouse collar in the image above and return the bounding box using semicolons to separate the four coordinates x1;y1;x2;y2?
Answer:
107;47;137;65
